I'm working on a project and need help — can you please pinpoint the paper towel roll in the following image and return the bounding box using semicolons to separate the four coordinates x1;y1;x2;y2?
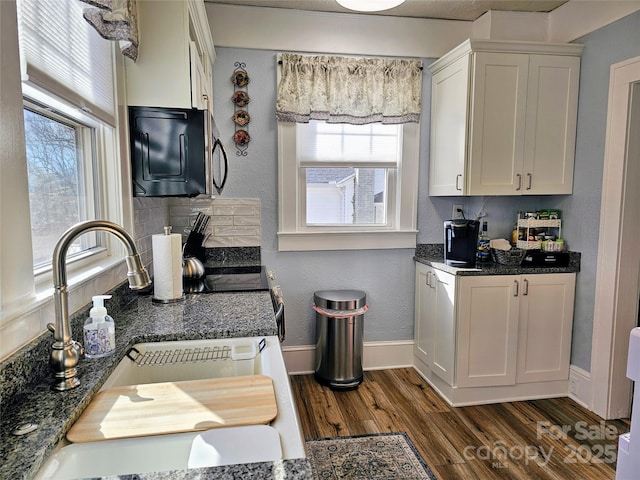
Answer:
152;230;183;302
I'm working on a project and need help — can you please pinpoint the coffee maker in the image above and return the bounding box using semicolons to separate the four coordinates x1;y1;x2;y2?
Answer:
444;219;480;267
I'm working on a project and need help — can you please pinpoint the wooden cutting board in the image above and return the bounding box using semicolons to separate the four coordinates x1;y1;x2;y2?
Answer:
67;374;278;443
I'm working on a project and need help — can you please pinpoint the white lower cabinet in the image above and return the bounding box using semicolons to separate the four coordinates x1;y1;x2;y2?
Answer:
516;274;576;383
414;264;456;384
456;275;520;388
414;265;576;406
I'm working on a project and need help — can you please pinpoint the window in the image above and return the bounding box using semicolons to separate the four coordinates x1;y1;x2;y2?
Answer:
300;122;400;226
278;121;419;251
24;101;101;268
2;0;130;358
15;0;122;278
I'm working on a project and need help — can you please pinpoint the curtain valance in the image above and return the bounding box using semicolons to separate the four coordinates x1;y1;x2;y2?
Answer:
80;0;139;62
276;53;422;125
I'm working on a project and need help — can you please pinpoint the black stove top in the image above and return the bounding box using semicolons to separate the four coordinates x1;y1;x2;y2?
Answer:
184;265;270;293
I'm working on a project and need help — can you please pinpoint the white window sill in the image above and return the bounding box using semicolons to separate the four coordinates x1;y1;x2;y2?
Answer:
277;230;418;251
1;255;129;360
2;255;127;328
34;255;127;302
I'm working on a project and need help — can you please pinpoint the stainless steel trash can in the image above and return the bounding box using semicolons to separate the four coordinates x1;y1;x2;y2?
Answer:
313;290;368;390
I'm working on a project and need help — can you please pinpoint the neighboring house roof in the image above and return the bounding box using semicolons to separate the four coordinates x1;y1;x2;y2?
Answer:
306;167;355;184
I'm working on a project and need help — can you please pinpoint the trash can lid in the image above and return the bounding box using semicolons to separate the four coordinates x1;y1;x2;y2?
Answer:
314;290;366;310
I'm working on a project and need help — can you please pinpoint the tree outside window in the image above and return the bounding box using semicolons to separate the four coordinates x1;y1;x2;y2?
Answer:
23;107;95;267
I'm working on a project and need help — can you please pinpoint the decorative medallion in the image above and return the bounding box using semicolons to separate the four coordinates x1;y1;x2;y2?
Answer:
231;70;250;87
233;110;250;126
233;129;251;146
231;90;250;107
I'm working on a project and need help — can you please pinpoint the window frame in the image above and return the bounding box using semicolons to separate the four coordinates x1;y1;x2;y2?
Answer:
277;121;419;251
24;97;103;270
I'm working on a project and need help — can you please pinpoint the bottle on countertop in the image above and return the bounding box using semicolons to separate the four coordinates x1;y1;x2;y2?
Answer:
83;295;116;358
511;211;521;246
477;220;491;262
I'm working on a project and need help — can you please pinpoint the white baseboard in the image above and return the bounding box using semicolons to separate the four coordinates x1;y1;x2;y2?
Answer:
283;340;414;375
568;364;591;409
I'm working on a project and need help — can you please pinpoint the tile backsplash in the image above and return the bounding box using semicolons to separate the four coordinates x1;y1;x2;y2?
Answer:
168;198;261;248
133;197;170;270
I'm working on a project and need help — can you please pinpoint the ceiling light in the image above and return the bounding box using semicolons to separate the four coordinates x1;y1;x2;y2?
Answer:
336;0;406;12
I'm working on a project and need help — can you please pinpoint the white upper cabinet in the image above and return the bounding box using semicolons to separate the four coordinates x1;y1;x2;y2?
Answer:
125;0;215;109
428;40;582;196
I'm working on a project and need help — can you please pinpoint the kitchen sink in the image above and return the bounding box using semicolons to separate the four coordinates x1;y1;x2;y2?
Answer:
35;336;305;479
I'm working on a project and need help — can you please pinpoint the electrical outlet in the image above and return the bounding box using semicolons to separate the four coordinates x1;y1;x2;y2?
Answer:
452;204;463;219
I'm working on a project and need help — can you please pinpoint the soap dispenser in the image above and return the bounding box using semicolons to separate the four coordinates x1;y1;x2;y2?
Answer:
83;295;116;358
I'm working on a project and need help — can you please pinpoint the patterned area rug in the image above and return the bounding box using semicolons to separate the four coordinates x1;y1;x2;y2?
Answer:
305;432;437;480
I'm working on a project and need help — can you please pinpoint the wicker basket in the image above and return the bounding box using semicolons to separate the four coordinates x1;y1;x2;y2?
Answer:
490;248;526;265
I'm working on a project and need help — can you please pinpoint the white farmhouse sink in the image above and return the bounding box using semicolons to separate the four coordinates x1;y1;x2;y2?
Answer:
35;425;281;479
35;336;305;480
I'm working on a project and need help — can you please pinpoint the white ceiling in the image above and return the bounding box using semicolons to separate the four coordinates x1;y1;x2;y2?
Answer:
204;0;568;21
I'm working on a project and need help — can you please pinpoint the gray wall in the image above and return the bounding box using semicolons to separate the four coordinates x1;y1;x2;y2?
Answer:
556;11;640;371
212;50;416;347
211;11;640;367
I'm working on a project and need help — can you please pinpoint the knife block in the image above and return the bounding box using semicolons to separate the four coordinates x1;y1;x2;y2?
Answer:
183;232;206;263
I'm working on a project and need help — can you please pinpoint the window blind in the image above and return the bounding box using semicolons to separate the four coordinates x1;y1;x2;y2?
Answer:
296;121;402;168
17;0;116;125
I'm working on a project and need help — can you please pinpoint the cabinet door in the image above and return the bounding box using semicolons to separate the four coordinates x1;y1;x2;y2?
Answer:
456;275;520;387
414;264;433;366
517;273;576;383
523;55;580;195
429;55;470;196
190;42;210;110
125;0;192;108
430;269;456;384
126;0;214;110
467;53;529;195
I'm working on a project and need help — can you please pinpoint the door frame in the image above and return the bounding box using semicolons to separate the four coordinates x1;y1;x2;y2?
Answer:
591;55;640;419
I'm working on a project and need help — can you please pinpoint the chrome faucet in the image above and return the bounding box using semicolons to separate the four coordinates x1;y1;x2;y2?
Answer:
48;220;151;391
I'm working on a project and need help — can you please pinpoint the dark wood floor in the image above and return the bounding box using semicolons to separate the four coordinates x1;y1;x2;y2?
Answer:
290;368;630;480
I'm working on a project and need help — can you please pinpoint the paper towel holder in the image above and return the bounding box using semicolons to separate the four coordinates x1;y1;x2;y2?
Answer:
152;226;186;304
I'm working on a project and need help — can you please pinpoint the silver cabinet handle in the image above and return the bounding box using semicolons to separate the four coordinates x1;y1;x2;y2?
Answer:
514;280;519;297
426;271;431;287
455;174;463;191
523;278;529;296
526;173;532;190
516;173;522;191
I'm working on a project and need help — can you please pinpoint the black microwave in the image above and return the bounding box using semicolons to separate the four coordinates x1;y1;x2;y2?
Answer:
128;106;228;197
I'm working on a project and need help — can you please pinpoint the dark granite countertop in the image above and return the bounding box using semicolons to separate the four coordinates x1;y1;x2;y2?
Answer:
0;288;312;480
415;243;580;276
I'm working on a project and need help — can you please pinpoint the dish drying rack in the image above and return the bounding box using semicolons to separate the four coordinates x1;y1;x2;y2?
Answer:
516;218;562;250
125;338;266;367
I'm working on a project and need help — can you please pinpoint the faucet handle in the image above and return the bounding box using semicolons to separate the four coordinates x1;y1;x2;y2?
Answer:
47;323;84;356
70;339;85;357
